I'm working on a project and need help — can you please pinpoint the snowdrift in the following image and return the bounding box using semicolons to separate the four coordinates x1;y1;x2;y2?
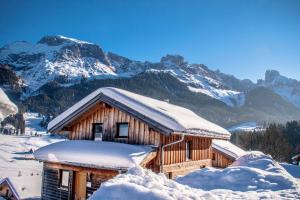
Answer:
90;152;300;200
177;151;298;191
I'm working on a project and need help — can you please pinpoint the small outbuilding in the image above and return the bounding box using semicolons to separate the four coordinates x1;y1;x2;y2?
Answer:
212;139;246;168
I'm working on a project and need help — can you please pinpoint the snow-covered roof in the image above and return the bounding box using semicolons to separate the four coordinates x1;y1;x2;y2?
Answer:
212;139;246;160
34;140;152;170
0;176;41;200
48;87;230;139
0;88;18;121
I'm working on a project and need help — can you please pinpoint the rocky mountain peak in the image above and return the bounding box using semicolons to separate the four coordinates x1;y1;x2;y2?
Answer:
160;54;187;67
265;70;281;83
38;35;92;46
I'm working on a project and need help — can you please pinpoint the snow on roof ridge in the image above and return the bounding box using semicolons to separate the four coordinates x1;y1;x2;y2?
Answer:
103;87;186;129
48;87;230;138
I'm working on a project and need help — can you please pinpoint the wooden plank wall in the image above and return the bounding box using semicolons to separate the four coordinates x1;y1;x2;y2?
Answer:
68;102;161;146
212;150;233;168
66;101;213;172
159;135;212;165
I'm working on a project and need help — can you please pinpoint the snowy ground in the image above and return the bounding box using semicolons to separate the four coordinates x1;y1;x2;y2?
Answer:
0;134;64;198
90;152;300;200
24;112;47;135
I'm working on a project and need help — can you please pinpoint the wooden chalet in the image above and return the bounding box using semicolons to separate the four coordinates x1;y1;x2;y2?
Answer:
34;87;232;200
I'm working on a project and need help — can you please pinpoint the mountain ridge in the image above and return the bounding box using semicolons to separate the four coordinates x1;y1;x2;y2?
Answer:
1;35;300;127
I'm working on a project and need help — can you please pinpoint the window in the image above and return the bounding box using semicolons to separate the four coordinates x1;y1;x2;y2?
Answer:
186;141;192;161
212;152;216;161
116;123;129;138
59;170;70;188
92;123;103;141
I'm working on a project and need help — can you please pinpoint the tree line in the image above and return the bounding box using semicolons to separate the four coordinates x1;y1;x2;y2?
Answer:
231;121;300;162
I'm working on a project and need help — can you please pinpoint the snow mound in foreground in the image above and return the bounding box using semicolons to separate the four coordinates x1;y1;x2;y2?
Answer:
177;151;299;191
90;152;300;200
89;167;212;200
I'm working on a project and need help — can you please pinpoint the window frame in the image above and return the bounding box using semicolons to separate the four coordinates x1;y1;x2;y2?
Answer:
212;152;216;161
116;123;129;138
92;123;103;141
186;141;192;161
59;170;70;189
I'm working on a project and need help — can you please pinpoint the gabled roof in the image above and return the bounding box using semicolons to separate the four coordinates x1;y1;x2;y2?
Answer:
34;140;153;170
48;87;230;139
0;176;42;200
0;178;20;200
212;139;246;160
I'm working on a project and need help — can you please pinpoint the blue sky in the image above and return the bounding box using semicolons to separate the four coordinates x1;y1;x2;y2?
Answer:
0;0;299;81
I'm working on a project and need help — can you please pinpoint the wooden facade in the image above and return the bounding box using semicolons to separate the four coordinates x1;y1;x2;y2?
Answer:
61;102;213;174
212;149;234;168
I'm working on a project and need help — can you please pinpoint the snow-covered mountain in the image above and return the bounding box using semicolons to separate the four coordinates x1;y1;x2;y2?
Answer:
1;35;300;127
0;88;18;121
258;70;300;108
0;35;249;107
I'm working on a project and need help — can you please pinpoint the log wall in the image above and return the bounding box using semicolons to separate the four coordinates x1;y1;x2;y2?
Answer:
67;103;161;146
212;150;233;168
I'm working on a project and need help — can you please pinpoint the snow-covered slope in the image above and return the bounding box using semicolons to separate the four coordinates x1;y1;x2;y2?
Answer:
148;55;246;107
228;121;265;132
0;36;117;95
90;152;300;200
24;112;47;135
0;87;18;121
0;36;248;107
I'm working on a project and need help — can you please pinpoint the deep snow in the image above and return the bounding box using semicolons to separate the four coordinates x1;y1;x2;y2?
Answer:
0;134;64;199
34;140;152;169
90;152;300;200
